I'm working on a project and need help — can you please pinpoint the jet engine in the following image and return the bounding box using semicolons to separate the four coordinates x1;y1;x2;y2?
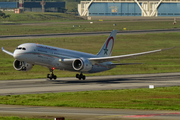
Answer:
13;59;33;71
72;58;92;72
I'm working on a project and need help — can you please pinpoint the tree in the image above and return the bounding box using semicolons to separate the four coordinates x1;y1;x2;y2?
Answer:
0;11;10;19
71;8;78;15
58;8;67;13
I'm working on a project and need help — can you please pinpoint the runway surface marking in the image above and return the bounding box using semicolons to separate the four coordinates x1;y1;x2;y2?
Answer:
98;112;180;119
123;112;180;118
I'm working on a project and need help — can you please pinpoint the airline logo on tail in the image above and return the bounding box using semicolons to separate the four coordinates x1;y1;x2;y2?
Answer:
97;30;117;57
104;36;114;55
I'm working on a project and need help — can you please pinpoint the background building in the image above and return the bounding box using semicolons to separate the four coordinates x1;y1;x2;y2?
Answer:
78;0;180;17
24;2;65;12
0;2;18;10
0;1;65;12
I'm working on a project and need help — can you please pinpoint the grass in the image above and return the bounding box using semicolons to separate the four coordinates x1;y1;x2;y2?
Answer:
0;32;179;80
2;11;83;23
0;86;180;110
0;20;179;35
0;116;51;120
0;12;179;35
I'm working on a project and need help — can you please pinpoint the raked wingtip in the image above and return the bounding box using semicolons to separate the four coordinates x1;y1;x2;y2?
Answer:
161;46;177;51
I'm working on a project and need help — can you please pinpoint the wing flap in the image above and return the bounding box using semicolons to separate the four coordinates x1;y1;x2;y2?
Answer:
109;63;142;66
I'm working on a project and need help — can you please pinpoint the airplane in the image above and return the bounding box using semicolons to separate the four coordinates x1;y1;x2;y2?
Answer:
2;30;174;80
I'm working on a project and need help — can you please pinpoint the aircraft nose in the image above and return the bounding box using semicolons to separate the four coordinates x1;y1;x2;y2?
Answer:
13;53;18;59
13;51;21;60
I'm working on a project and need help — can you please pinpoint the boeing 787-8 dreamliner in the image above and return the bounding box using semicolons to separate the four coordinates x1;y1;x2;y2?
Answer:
2;30;173;80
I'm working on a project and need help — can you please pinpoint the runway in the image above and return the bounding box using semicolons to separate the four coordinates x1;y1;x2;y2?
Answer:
0;72;180;120
0;72;180;96
0;28;180;40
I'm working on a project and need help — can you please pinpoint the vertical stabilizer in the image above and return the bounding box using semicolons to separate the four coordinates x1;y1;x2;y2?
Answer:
97;30;117;57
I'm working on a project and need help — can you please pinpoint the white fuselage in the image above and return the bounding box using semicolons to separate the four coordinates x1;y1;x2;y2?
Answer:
13;43;113;73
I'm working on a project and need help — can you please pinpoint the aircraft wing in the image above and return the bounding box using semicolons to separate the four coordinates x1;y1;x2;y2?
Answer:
1;47;13;56
88;47;175;64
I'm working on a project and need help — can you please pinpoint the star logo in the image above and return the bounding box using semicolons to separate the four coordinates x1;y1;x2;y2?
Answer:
104;48;108;55
104;36;114;56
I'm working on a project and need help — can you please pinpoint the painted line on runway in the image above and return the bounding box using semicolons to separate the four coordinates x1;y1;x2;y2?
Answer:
98;115;123;119
123;112;180;118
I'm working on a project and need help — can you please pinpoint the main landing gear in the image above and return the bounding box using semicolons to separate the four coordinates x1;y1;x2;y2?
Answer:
47;68;57;80
76;73;86;80
46;68;86;80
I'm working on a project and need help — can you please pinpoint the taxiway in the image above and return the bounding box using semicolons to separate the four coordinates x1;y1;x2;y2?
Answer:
0;29;180;40
0;104;180;120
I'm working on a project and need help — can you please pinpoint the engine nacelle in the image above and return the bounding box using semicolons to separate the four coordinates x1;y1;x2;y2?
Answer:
72;58;92;72
13;59;33;71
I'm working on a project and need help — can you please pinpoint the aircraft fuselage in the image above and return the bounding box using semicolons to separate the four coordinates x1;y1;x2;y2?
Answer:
14;43;113;73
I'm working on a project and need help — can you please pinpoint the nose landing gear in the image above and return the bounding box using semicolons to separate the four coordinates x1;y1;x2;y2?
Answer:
47;68;57;80
76;73;86;80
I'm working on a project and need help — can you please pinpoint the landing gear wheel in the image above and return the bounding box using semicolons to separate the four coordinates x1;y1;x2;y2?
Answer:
47;68;57;80
82;75;86;80
54;75;57;80
47;74;50;78
76;74;80;78
76;73;86;80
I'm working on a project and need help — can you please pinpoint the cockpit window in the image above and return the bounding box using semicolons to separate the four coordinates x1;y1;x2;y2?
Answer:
16;47;26;50
16;47;22;50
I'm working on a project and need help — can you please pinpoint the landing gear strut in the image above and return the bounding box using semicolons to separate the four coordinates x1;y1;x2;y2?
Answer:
47;68;57;80
76;73;86;80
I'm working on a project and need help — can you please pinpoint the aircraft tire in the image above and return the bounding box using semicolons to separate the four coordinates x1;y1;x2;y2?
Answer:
76;74;79;78
53;75;57;80
82;75;86;80
76;73;86;80
47;74;57;80
47;74;50;78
